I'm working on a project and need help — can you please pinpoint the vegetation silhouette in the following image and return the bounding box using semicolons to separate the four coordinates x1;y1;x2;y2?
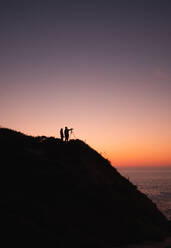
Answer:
1;128;170;248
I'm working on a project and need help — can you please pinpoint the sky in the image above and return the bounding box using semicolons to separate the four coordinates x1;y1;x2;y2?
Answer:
0;0;171;167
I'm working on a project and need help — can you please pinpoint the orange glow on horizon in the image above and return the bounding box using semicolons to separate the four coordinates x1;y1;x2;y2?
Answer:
1;0;171;168
1;122;170;167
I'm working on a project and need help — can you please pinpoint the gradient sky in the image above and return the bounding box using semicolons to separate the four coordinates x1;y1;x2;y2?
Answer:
0;0;171;166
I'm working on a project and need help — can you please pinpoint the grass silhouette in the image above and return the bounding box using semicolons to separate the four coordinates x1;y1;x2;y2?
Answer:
1;128;170;247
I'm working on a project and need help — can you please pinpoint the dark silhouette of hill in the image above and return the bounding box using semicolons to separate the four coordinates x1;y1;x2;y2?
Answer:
1;128;170;247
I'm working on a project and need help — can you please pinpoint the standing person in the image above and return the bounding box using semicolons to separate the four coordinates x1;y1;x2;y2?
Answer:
64;126;73;142
60;128;64;141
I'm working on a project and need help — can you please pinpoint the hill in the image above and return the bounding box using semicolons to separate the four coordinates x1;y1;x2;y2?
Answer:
1;128;170;247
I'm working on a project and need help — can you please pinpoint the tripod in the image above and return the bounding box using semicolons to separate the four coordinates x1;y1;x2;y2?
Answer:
70;129;77;139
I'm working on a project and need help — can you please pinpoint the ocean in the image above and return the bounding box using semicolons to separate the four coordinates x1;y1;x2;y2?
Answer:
117;166;171;220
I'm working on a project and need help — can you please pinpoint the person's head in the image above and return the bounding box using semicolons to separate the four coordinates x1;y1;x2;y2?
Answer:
65;126;68;129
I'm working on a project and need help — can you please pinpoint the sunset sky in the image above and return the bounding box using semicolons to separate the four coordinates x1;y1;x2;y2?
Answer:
0;0;170;167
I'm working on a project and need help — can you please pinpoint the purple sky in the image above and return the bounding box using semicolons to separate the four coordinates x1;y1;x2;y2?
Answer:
0;0;170;166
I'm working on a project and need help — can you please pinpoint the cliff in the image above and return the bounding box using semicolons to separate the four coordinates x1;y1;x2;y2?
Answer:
1;128;170;247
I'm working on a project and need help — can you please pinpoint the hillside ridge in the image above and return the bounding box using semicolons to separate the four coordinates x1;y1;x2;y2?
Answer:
1;128;170;247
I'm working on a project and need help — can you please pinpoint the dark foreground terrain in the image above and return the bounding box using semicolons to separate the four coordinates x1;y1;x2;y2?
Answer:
1;128;170;247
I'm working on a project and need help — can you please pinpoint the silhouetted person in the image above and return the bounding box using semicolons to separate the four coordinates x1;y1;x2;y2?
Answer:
60;128;64;141
64;126;73;142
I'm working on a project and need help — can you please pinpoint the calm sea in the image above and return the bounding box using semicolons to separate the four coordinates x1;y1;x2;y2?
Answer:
117;166;171;220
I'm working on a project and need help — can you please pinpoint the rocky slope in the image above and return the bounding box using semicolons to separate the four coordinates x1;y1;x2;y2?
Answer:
1;128;170;247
